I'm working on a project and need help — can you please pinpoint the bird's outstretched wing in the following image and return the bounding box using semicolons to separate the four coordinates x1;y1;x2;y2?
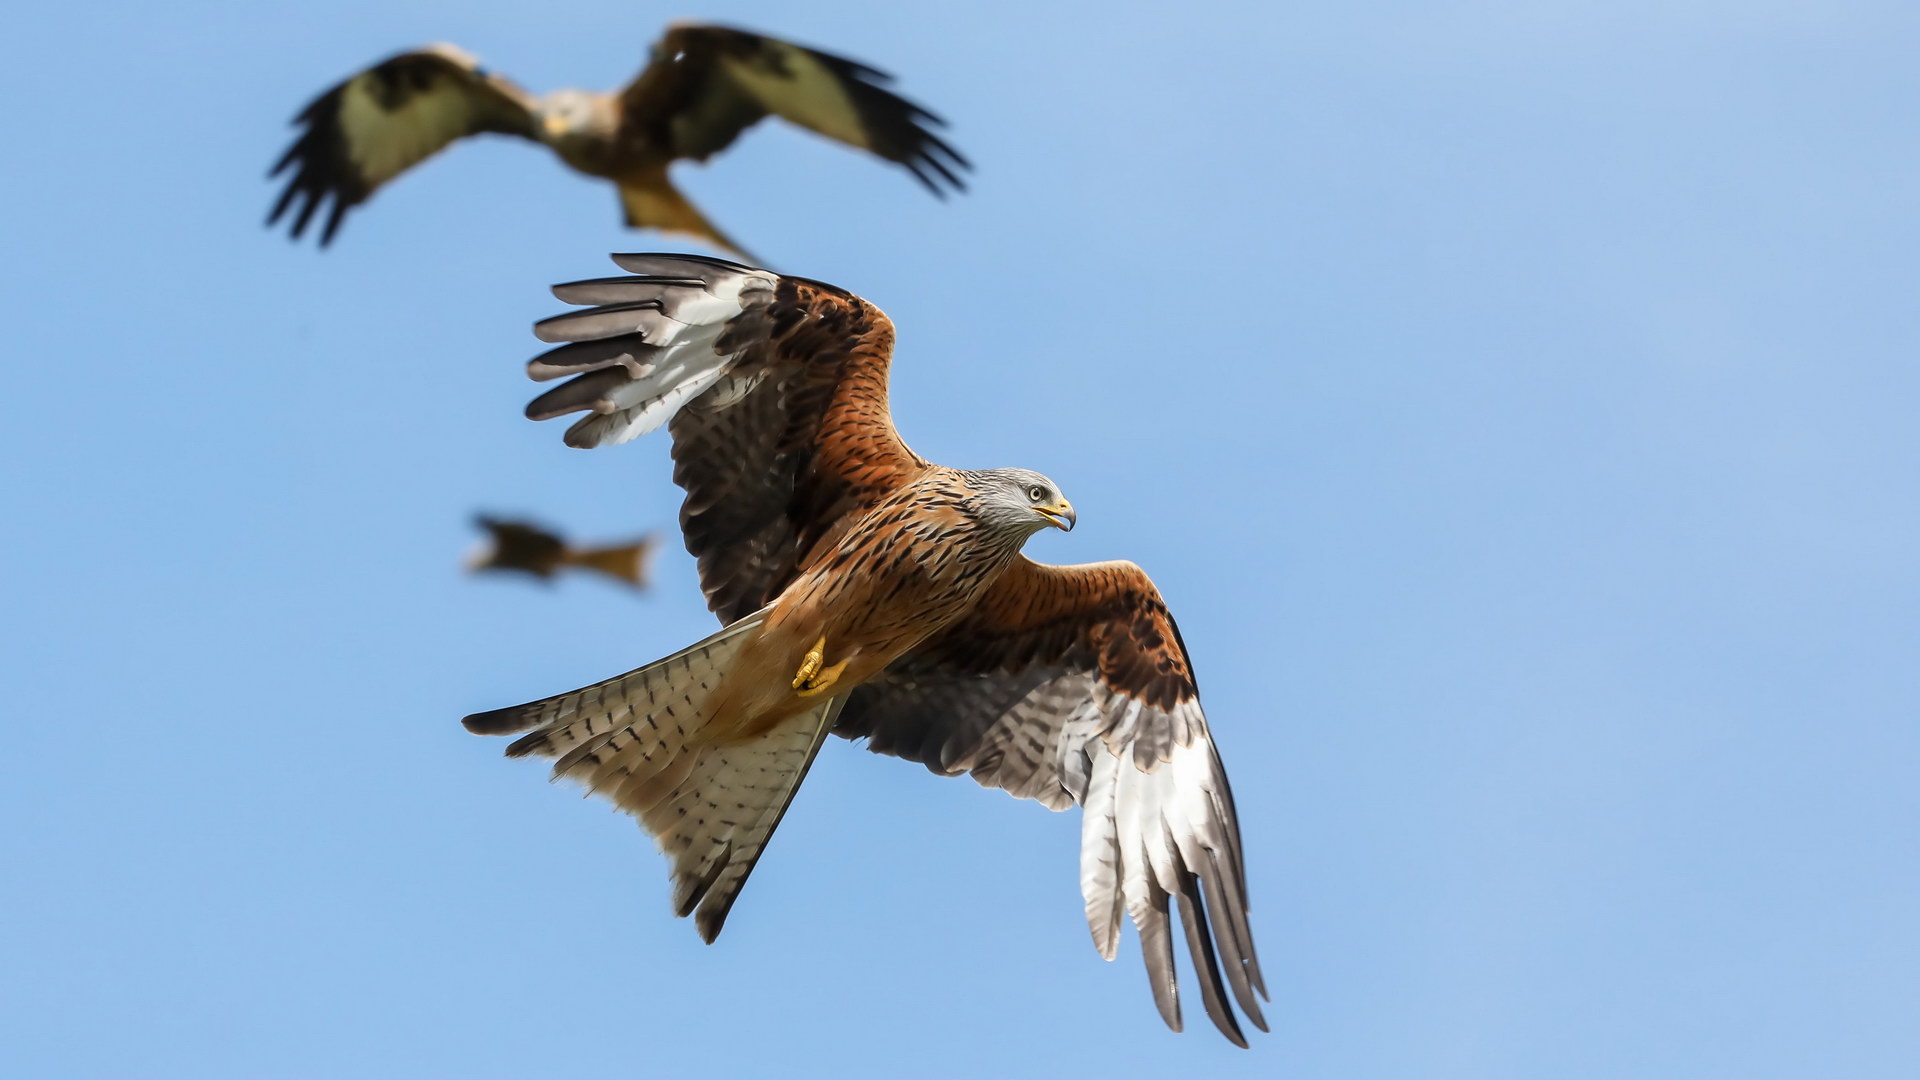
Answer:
523;254;925;622
269;45;540;245
617;24;969;196
834;557;1267;1046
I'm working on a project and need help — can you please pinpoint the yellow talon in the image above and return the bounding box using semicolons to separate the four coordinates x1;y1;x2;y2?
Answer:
792;636;825;689
792;635;848;696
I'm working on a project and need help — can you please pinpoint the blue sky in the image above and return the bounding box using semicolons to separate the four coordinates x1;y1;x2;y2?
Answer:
3;1;1917;1076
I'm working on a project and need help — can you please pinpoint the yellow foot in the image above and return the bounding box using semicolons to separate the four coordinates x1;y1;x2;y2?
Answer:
791;635;849;697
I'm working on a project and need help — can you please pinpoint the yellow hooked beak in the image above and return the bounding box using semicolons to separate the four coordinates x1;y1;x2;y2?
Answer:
1033;500;1076;532
543;114;567;138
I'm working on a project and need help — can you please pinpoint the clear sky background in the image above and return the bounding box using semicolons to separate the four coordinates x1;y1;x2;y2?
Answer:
3;1;1916;1076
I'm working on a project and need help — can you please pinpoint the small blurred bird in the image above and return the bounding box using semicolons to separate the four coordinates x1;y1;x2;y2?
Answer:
466;515;656;591
268;23;969;258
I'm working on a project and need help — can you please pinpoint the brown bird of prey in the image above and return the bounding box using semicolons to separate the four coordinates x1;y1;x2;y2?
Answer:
463;255;1265;1045
466;515;656;590
268;24;968;256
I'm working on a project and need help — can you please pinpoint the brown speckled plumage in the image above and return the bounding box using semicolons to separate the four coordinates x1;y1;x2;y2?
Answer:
463;255;1265;1046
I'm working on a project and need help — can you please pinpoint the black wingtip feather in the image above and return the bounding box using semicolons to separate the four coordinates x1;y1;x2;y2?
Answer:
916;150;964;194
462;706;540;736
607;251;759;275
290;189;323;240
1138;887;1183;1033
922;133;971;171
320;200;350;247
1174;877;1255;1047
676;841;735;922
265;183;299;227
902;160;944;199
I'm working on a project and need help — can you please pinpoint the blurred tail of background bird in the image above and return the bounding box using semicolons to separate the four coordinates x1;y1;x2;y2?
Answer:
467;515;656;590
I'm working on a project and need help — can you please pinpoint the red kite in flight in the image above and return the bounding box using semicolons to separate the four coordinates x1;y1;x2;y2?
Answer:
269;25;967;257
465;255;1264;1045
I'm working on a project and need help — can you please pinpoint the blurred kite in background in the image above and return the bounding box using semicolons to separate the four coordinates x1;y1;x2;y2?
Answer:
463;255;1266;1046
268;23;969;258
467;515;656;592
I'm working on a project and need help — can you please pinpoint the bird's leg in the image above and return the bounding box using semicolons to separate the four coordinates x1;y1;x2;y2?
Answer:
792;636;826;688
792;635;849;697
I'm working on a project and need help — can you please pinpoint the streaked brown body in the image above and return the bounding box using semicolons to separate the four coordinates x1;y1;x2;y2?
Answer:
703;469;1034;744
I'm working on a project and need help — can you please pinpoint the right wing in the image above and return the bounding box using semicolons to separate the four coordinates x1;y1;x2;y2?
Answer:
615;24;969;196
523;254;925;622
268;45;540;246
834;557;1266;1046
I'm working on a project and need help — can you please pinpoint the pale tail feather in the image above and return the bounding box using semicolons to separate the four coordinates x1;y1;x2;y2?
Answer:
646;694;848;942
463;608;841;938
464;612;766;814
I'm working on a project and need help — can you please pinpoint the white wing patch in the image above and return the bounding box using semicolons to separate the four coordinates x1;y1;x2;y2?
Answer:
1071;698;1266;1044
336;69;489;185
570;322;732;448
523;257;781;449
837;659;1266;1044
718;43;868;150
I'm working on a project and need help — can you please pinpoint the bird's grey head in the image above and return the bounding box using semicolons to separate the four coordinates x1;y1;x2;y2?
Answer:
967;468;1076;537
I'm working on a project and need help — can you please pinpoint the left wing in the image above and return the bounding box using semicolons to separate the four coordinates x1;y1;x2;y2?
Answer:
268;44;540;246
834;558;1267;1047
616;24;969;196
524;254;926;623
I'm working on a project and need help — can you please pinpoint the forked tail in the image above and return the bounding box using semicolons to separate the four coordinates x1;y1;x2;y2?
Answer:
561;534;657;590
616;166;759;264
464;610;844;940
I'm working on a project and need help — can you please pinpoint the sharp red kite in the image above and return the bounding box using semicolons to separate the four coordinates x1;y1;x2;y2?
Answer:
464;255;1265;1045
467;515;656;590
269;25;968;256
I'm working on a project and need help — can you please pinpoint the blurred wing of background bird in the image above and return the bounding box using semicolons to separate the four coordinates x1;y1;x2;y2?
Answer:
469;515;657;590
518;255;1265;1044
617;24;969;197
269;45;540;245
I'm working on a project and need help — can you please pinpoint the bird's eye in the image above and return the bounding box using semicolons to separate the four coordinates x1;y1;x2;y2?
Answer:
1028;486;1047;502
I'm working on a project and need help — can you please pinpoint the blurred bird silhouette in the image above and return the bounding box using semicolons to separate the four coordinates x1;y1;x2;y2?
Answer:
466;515;656;591
268;23;969;259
